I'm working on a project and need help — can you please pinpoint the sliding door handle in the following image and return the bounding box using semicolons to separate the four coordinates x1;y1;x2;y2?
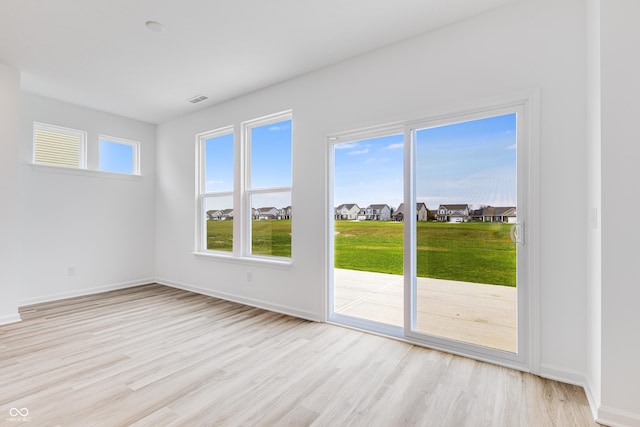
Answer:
510;223;524;245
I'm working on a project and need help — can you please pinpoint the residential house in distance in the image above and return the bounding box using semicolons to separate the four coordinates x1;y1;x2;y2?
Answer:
365;204;391;221
470;208;484;222
335;203;360;220
207;209;234;220
481;206;516;223
219;208;234;220
206;209;222;220
357;208;367;221
437;204;470;222
279;206;292;220
254;207;279;220
392;202;429;221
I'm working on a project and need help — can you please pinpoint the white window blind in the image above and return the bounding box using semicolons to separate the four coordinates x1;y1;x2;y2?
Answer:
34;123;86;168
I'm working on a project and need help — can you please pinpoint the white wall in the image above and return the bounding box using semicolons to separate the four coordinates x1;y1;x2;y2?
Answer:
156;0;588;380
18;93;157;304
0;64;21;324
600;0;640;424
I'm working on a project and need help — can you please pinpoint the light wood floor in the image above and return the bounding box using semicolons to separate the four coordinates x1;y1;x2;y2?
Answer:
334;269;517;352
0;284;598;426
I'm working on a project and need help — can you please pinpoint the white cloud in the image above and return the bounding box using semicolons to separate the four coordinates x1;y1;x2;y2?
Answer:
335;142;359;150
384;143;404;150
506;144;517;150
207;180;224;186
348;148;369;155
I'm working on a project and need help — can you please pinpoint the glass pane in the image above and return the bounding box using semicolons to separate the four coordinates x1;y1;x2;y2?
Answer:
414;113;517;352
250;192;291;257
204;196;234;252
204;133;234;193
333;134;404;327
99;140;134;174
250;119;292;189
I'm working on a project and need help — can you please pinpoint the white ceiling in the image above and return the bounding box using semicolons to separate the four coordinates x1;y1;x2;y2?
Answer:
0;0;513;124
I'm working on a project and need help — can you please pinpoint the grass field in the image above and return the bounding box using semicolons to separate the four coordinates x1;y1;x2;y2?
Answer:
335;221;516;287
207;219;516;286
207;220;292;257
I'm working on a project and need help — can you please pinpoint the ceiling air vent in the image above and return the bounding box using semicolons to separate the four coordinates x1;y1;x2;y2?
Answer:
188;95;208;104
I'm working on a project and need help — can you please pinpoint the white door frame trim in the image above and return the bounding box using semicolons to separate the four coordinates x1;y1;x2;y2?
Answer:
325;89;541;373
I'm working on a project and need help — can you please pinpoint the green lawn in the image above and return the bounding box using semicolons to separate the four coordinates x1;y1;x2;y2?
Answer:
334;221;516;287
207;219;516;286
207;220;292;257
206;220;233;252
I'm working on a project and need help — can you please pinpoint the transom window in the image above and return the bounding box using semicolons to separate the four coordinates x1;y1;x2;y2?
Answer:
99;135;140;175
33;122;86;169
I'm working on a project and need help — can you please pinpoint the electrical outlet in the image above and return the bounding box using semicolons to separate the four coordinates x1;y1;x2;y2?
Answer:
68;266;76;276
246;271;253;282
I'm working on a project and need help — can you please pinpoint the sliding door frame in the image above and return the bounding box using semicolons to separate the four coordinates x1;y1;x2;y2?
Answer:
327;124;406;338
403;101;534;370
326;91;540;373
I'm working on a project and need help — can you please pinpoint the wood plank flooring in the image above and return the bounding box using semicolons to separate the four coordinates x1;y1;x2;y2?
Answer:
0;284;598;426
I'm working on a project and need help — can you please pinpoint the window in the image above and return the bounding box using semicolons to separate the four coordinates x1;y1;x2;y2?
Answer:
99;136;140;175
196;110;293;261
198;128;235;253
33;122;142;177
243;112;292;258
33;122;86;169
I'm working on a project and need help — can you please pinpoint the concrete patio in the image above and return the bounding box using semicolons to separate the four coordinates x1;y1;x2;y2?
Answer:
333;268;517;353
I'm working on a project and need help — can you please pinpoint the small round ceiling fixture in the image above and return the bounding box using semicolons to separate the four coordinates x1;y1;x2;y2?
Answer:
145;21;165;33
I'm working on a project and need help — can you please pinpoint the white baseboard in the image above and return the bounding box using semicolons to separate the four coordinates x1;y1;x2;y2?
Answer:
539;363;587;387
540;364;598;423
0;312;22;326
155;277;322;323
597;406;640;427
540;365;640;427
18;278;154;307
583;379;600;422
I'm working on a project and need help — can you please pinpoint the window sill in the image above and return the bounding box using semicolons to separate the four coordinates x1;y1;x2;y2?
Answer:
29;164;142;180
192;251;293;268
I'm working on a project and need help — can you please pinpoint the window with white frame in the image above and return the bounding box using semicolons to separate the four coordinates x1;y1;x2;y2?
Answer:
33;122;87;169
243;112;292;258
196;110;292;260
99;135;140;175
198;128;235;253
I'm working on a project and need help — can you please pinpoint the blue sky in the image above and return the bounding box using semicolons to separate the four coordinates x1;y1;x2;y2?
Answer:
204;119;292;209
334;133;404;209
204;132;234;193
250;119;292;189
334;113;517;211
99;140;134;174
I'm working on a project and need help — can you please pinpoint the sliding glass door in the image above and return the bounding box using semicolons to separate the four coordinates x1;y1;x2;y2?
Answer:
329;101;531;367
330;132;404;332
408;111;521;355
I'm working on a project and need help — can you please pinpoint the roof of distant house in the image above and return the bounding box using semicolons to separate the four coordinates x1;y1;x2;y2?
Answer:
394;203;429;215
482;206;516;216
336;203;359;210
439;204;469;210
